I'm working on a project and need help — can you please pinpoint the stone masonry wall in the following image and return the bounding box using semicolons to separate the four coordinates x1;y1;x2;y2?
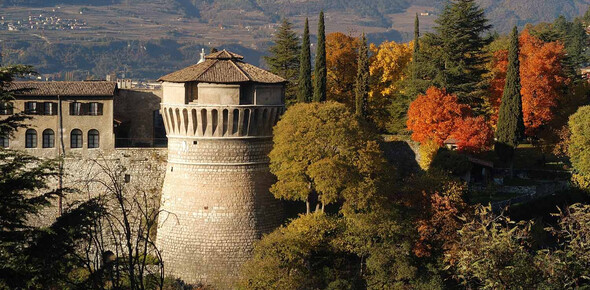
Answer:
28;148;167;228
157;137;283;287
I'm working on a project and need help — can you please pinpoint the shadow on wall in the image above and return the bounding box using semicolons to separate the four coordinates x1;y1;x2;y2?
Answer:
380;140;420;177
114;89;166;147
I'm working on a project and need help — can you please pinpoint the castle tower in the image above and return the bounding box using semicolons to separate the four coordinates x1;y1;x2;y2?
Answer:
156;50;285;285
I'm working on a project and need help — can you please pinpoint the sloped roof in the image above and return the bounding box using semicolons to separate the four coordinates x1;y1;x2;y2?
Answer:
158;49;286;84
7;81;117;97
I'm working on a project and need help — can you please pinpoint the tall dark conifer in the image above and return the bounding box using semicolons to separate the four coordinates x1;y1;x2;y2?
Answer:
313;11;327;103
495;26;524;168
355;33;369;119
422;0;492;108
264;18;301;104
411;13;420;82
297;18;312;103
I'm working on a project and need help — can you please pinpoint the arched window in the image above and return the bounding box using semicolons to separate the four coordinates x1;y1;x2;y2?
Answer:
88;129;99;148
42;129;55;148
70;129;82;148
25;129;37;148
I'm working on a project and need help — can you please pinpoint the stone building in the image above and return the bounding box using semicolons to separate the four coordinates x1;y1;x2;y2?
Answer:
156;50;285;286
0;81;167;154
0;81;117;157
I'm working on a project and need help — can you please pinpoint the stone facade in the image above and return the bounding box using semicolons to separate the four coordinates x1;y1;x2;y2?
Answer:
156;51;286;286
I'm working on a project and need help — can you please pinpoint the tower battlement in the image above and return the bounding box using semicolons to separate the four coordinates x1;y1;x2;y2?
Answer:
162;104;284;138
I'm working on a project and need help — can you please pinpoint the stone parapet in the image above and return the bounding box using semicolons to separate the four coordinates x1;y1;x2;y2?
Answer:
161;104;284;138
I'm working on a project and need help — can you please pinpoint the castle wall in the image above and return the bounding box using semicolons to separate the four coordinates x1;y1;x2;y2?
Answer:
28;148;167;227
158;138;282;286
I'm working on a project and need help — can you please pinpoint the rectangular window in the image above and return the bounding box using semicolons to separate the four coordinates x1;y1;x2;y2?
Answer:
70;102;82;115
24;102;37;114
43;102;56;115
0;102;13;115
0;136;8;148
87;102;103;116
88;102;99;116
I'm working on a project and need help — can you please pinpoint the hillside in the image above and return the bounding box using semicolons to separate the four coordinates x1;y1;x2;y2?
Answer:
0;0;588;80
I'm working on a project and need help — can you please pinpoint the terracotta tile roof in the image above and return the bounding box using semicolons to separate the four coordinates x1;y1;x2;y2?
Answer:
7;81;117;97
205;50;244;60
158;49;286;84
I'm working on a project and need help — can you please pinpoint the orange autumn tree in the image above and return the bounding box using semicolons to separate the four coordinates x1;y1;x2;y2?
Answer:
326;32;359;108
450;116;494;153
407;87;471;145
408;87;493;153
490;29;567;136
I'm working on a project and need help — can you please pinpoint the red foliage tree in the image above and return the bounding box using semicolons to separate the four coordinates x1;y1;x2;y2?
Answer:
490;29;567;136
407;87;471;145
450;116;494;153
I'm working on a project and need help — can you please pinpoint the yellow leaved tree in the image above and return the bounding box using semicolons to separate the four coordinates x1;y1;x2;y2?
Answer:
369;40;414;130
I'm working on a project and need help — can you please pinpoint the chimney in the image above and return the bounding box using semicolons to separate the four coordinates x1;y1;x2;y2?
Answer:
198;48;205;64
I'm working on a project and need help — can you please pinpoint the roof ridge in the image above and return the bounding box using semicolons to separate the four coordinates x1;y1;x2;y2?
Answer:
195;59;219;80
229;59;251;81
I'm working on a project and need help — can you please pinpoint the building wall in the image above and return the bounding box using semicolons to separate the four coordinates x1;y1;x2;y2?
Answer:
162;82;187;104
197;83;240;105
2;96;115;157
114;88;164;147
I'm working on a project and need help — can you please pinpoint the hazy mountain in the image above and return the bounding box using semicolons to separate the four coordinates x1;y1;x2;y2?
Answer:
1;0;588;80
3;0;589;32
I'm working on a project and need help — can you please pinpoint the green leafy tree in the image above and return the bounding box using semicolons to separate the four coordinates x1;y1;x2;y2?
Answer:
568;105;590;177
268;101;387;214
451;205;543;289
419;0;492;107
297;18;312;103
355;33;369;119
237;213;356;289
264;18;300;104
538;203;590;288
313;11;327;103
495;26;525;169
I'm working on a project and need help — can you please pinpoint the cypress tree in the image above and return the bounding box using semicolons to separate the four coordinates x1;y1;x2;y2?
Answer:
411;13;420;82
313;11;327;103
495;26;525;168
264;18;301;104
355;33;369;119
297;18;312;103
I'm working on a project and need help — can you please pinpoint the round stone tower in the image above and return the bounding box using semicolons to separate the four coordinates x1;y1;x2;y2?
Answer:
156;50;285;286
